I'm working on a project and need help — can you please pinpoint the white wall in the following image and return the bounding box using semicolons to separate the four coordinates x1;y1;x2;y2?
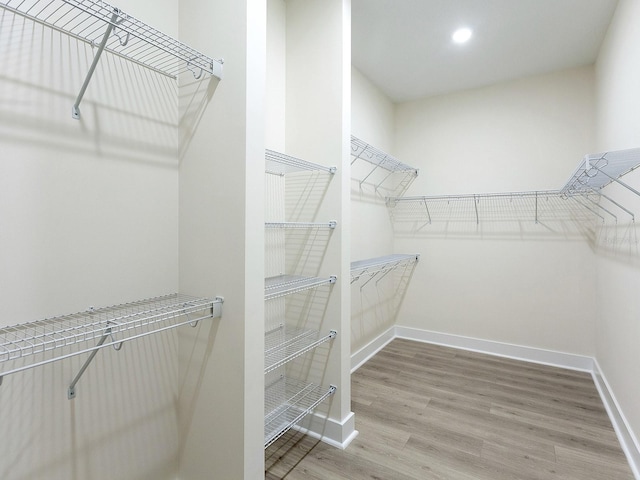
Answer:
266;0;287;151
393;67;599;356
0;1;181;478
595;0;640;463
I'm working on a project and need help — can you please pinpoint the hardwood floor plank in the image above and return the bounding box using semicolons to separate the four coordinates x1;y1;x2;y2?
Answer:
265;340;634;479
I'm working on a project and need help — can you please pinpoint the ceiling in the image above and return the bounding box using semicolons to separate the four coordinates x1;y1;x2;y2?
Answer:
351;0;619;103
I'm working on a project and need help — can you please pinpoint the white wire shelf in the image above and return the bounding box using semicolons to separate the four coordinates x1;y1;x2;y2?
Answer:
350;254;420;284
265;275;336;301
0;294;223;387
265;221;337;229
1;0;223;79
561;148;640;197
350;135;418;198
266;149;336;176
386;190;610;225
265;326;336;374
264;376;336;449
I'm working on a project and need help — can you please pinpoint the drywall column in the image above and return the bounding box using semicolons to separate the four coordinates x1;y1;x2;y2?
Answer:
285;0;356;447
177;0;265;478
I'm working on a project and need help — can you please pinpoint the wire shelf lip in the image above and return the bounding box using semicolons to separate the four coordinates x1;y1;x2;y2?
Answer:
265;149;336;175
264;328;337;374
350;254;420;282
0;0;223;80
0;294;223;377
388;190;565;203
350;135;418;174
561;148;640;193
264;377;336;448
265;221;337;229
264;275;337;300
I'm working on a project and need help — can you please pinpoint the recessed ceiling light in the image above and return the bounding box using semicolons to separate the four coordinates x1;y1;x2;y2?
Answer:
452;27;472;44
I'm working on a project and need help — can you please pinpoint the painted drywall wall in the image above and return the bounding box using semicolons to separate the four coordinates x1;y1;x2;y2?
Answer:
594;0;640;461
393;67;599;356
285;0;355;446
177;0;265;478
0;1;181;478
350;66;401;353
266;0;287;152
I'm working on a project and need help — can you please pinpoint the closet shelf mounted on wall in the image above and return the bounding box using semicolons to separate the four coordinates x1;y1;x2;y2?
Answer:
0;294;224;396
265;326;337;374
350;135;418;197
265;221;337;229
265;275;337;301
350;254;420;284
0;0;223;118
266;149;336;175
264;376;336;449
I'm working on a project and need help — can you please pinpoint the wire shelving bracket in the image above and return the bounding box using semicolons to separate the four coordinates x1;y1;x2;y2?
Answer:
266;149;336;176
0;294;224;397
350;135;418;197
350;254;420;286
265;275;337;301
264;376;336;449
0;0;223;119
265;327;337;374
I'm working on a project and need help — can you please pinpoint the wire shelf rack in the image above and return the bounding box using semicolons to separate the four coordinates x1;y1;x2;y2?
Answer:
0;0;223;80
561;148;640;196
350;135;418;198
264;376;336;449
350;254;420;284
266;149;336;176
0;294;223;383
387;190;606;225
265;326;336;374
265;221;337;229
265;275;337;301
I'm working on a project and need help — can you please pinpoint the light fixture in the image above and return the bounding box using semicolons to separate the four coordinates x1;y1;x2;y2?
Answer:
452;27;472;44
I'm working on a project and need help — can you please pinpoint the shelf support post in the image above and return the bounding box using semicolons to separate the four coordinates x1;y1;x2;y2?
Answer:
72;9;122;119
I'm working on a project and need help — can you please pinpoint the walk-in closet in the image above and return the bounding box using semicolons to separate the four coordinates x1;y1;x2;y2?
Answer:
1;0;639;479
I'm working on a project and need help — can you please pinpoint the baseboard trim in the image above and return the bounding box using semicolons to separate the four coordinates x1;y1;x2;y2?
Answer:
294;411;358;450
350;325;639;479
351;326;396;373
394;325;594;372
592;359;640;480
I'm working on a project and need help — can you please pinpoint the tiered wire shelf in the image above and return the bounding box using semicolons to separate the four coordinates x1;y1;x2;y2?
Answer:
0;0;223;118
0;294;223;396
266;149;336;176
264;376;336;449
265;326;336;374
350;135;418;197
265;275;337;301
350;254;420;285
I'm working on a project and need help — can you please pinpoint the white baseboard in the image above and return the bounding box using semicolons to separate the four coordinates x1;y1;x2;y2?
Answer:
592;359;640;480
394;325;595;372
351;326;396;373
350;325;639;479
294;411;358;450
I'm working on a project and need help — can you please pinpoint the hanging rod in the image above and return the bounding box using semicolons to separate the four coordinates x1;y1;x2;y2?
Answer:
265;149;336;176
264;275;337;301
265;221;337;229
265;327;337;374
0;294;224;395
350;254;420;284
264;376;336;449
0;0;223;118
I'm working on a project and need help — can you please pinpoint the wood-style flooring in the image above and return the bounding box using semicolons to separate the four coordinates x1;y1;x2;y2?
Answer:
265;339;634;479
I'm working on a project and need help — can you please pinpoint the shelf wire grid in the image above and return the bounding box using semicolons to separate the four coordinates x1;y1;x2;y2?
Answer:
266;149;336;176
0;0;222;79
264;326;336;374
0;294;221;378
350;254;420;284
387;191;602;225
265;221;337;229
265;274;336;301
264;376;336;449
561;148;640;194
350;136;418;174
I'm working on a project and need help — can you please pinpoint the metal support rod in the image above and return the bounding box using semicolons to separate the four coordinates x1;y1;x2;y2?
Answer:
72;9;121;119
68;329;112;399
571;196;606;223
473;195;479;225
581;193;617;221
535;191;538;224
423;198;432;225
359;160;383;187
374;171;395;192
592;189;635;220
359;270;381;290
592;165;640;198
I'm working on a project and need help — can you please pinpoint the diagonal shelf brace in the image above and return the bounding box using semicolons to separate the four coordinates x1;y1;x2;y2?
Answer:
67;325;115;400
72;8;122;120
